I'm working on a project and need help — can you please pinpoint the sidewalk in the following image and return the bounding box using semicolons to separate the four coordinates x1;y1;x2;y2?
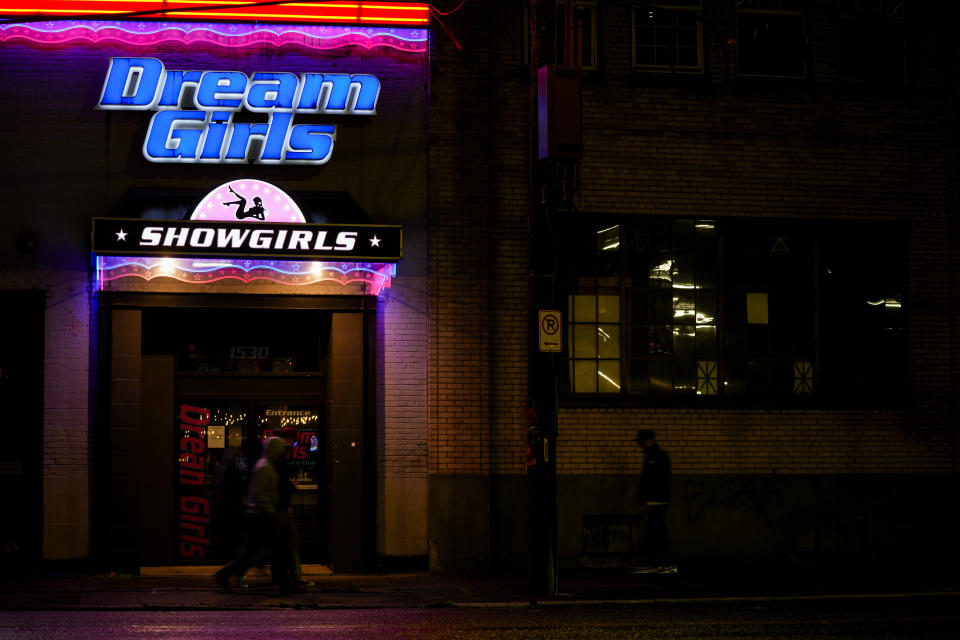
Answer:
0;563;957;610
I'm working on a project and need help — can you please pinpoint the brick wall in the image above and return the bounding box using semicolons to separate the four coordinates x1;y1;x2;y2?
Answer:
428;2;532;480
427;0;956;566
428;5;493;476
551;0;955;477
0;270;92;560
557;409;953;475
377;225;430;557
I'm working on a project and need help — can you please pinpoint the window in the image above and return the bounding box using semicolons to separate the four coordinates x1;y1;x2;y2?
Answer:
838;0;906;84
723;224;815;398
626;219;721;396
632;1;703;73
820;226;906;400
736;0;807;78
556;0;598;70
562;218;906;404
568;225;622;393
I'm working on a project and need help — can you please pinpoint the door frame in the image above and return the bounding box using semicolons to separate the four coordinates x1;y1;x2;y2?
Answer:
94;292;378;572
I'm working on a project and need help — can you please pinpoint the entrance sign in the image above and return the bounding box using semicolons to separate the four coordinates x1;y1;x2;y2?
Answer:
538;310;562;352
98;57;381;164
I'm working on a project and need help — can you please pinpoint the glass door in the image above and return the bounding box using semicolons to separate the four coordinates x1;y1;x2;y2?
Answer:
174;397;324;564
255;404;325;563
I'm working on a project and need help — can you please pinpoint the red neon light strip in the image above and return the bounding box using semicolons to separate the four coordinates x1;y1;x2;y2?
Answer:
0;0;429;25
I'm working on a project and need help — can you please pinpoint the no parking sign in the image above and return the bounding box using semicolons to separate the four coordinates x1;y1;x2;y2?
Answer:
538;310;562;352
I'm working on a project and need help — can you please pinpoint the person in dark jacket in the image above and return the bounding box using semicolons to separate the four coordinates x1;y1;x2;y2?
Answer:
216;437;304;594
635;429;675;573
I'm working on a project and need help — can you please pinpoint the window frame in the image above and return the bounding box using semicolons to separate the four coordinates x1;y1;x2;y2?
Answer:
836;0;907;85
559;217;909;408
735;0;808;79
555;0;599;71
631;1;704;74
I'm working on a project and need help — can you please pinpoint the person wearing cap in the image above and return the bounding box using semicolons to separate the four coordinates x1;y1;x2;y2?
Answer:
634;429;675;573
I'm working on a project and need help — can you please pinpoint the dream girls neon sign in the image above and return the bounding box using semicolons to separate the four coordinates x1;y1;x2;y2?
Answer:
98;57;380;164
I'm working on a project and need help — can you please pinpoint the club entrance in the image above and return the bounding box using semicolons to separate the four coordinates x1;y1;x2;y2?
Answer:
99;294;375;573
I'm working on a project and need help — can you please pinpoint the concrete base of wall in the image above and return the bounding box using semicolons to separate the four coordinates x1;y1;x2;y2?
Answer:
428;473;960;572
560;473;960;570
429;475;531;571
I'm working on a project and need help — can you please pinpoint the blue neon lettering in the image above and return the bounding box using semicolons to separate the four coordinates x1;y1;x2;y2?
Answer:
296;74;327;111
158;70;203;107
196;71;247;109
98;58;377;164
259;113;291;162
349;75;380;113
246;73;298;111
286;125;335;163
200;112;232;160
225;122;270;161
99;57;163;109
144;111;206;161
296;74;380;114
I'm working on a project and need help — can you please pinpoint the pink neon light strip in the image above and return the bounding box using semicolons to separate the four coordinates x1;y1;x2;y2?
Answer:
0;20;427;51
97;256;393;295
0;1;430;26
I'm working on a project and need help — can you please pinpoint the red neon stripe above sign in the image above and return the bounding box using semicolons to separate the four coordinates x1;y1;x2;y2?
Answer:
0;0;430;25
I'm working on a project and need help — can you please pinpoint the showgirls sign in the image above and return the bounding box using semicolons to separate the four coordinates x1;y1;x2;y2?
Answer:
92;179;403;262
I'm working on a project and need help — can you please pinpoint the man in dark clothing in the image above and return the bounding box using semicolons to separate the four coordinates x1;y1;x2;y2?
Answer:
634;429;675;573
216;437;304;594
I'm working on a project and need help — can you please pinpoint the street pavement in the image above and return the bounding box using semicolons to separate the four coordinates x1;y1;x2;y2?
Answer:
0;561;957;611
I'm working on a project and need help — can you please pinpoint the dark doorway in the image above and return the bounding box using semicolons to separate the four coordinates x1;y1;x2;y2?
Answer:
0;290;44;573
100;295;374;572
141;307;331;565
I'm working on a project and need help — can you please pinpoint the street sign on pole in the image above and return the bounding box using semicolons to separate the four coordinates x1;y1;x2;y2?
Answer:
538;310;562;352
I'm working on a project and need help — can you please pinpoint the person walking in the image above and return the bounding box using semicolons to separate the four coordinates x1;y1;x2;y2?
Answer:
215;436;305;594
633;429;676;573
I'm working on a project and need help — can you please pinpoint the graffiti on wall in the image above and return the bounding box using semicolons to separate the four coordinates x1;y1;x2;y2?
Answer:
683;474;789;524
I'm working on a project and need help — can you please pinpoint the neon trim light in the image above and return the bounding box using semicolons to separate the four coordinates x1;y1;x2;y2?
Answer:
0;1;430;26
0;20;428;51
96;256;395;294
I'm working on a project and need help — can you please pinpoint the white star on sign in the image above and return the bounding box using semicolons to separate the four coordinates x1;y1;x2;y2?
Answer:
115;229;128;242
369;235;381;247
